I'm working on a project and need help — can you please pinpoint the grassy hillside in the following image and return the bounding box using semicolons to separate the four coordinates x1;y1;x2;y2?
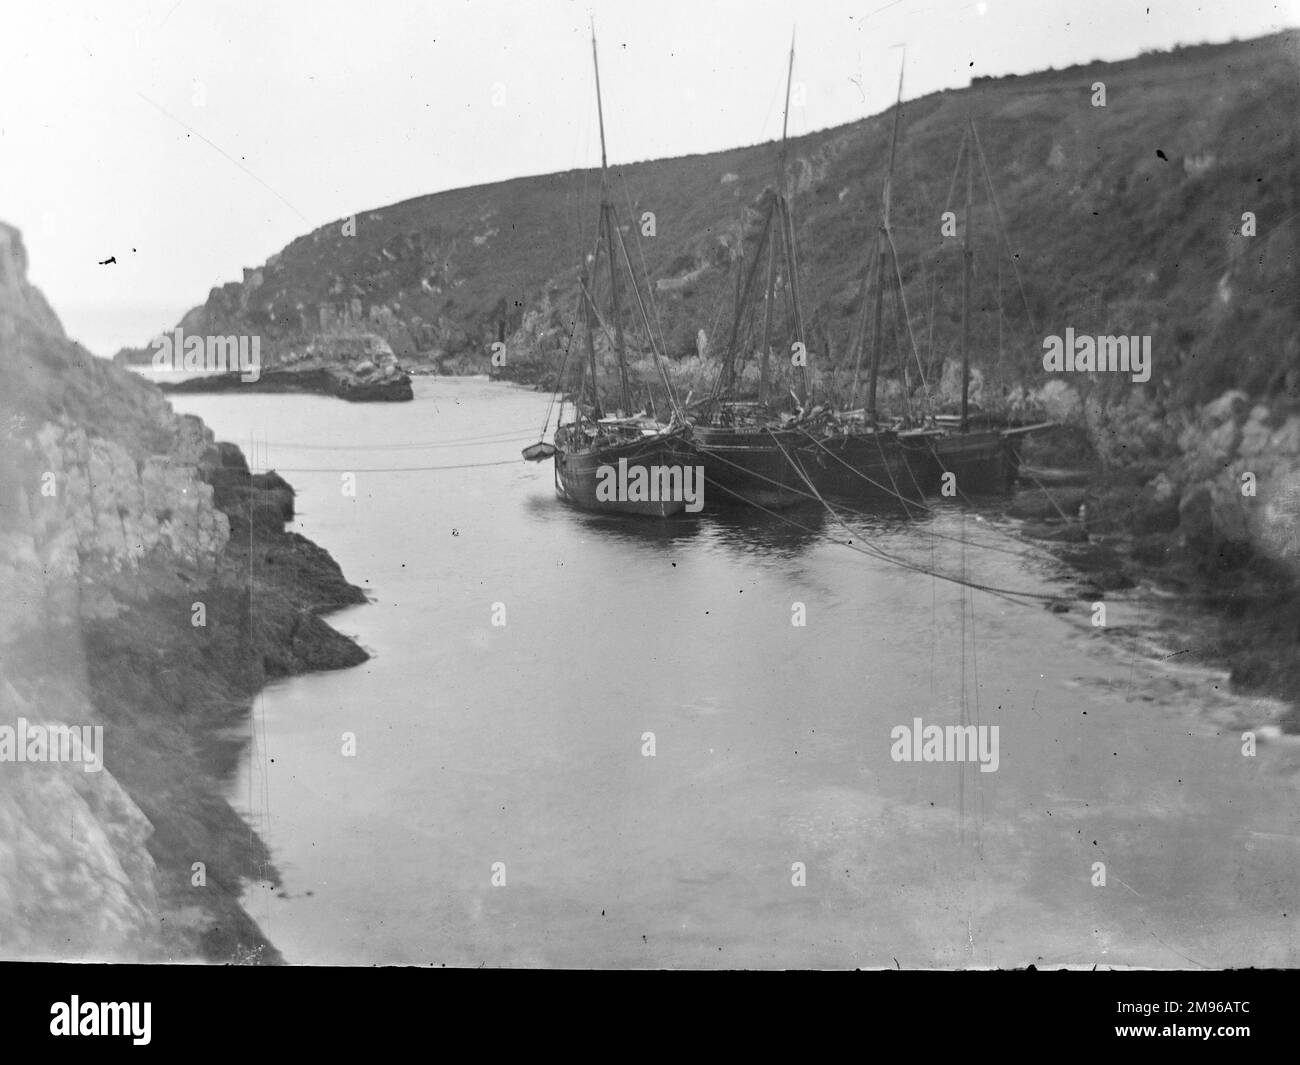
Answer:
122;31;1300;417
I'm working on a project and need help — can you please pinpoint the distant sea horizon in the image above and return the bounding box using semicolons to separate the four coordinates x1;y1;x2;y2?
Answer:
58;304;188;360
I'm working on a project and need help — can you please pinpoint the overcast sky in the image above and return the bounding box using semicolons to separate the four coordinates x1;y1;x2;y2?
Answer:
2;0;1295;355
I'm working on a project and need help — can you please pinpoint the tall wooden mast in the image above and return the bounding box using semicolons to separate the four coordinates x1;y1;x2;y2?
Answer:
591;24;633;415
717;30;808;408
758;208;778;404
780;197;808;406
580;265;602;419
865;57;906;425
776;30;809;407
757;30;792;407
722;209;774;394
723;30;795;405
960;119;974;432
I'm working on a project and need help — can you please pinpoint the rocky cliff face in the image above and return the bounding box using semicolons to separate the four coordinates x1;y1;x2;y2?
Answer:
0;675;165;960
1048;381;1300;577
0;223;368;962
1172;393;1300;572
1006;371;1300;723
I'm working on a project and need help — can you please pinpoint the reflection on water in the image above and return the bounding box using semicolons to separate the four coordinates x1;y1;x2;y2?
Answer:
526;486;838;555
702;501;829;556
169;377;1300;969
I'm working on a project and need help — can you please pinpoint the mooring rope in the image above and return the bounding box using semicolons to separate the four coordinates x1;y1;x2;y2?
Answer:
793;426;927;513
757;428;1060;606
687;429;1048;562
273;458;524;473
1017;463;1081;525
792;429;1049;561
254;428;542;451
700;464;1055;608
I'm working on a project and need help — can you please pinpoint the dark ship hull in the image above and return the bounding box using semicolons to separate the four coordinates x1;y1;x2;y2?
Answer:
682;423;810;509
917;430;1019;495
554;423;692;517
903;420;1054;496
790;428;928;505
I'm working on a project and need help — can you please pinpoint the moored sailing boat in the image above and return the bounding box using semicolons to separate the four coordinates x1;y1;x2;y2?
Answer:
553;416;690;518
524;26;689;517
905;118;1053;494
682;411;811;510
683;34;815;511
788;414;923;504
795;58;928;508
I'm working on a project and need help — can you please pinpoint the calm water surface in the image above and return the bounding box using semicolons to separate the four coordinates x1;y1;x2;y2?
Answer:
170;377;1300;967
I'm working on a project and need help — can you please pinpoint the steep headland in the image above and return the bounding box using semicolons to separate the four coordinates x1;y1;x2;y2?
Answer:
0;222;368;962
156;363;414;402
114;32;1298;408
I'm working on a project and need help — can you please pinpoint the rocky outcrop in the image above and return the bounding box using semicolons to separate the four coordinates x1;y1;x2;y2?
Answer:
1172;392;1300;572
1037;381;1300;577
158;363;414;402
1012;379;1300;723
0;676;168;961
27;419;229;575
0;223;368;962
